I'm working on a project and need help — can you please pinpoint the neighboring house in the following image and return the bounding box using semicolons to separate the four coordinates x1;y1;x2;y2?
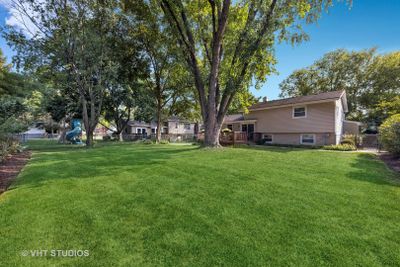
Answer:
94;125;108;136
23;127;46;138
125;121;157;135
222;90;360;146
125;117;198;136
165;117;197;135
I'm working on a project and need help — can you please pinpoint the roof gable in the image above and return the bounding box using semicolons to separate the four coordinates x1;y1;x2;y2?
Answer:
249;90;346;110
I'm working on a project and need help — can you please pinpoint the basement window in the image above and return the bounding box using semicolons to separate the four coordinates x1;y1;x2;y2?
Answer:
263;134;273;143
300;134;315;145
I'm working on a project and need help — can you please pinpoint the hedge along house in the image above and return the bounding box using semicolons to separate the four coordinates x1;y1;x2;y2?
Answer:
222;90;360;146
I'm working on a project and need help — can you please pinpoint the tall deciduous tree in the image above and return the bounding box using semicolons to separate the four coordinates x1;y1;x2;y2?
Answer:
0;48;40;137
125;1;196;143
279;49;400;124
101;12;148;141
157;0;338;147
4;0;120;147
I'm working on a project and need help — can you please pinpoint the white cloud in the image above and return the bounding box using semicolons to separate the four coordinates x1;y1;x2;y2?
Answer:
0;0;42;37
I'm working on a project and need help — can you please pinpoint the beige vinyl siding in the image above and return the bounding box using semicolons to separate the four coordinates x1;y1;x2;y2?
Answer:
264;133;336;146
247;102;335;133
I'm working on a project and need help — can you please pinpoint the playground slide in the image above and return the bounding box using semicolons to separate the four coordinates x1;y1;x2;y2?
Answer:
66;119;83;144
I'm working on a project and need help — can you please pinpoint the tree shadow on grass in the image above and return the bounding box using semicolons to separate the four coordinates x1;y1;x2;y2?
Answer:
346;153;400;187
26;140;131;152
12;144;200;190
230;144;311;153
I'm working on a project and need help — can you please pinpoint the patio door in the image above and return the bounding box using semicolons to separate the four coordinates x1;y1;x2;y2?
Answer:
247;124;254;140
241;124;254;140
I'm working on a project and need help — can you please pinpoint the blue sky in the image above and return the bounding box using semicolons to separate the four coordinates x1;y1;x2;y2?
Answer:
251;0;400;99
0;1;399;100
0;4;14;64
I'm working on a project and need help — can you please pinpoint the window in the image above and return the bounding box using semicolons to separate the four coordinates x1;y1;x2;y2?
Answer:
263;134;273;143
293;106;306;118
241;124;248;132
184;123;191;130
227;124;233;130
175;123;178;129
300;134;315;145
137;128;142;134
151;128;156;134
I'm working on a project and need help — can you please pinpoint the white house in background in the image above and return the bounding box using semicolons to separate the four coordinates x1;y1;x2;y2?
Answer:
125;117;198;135
125;121;157;135
23;124;46;138
164;116;197;135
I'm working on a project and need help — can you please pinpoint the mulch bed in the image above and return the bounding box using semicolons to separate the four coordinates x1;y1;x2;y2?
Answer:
0;151;31;195
379;153;400;173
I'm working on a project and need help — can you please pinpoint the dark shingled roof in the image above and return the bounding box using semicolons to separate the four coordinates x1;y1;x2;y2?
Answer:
223;114;244;123
249;90;345;110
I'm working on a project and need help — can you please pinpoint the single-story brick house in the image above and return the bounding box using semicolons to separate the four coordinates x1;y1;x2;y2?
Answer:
222;90;361;146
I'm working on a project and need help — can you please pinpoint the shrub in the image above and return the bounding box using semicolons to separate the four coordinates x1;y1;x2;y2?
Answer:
341;134;363;147
341;138;355;146
159;140;169;144
0;137;20;161
194;139;204;146
221;128;232;133
256;138;267;145
322;144;357;151
379;114;400;155
102;135;111;141
142;139;154;145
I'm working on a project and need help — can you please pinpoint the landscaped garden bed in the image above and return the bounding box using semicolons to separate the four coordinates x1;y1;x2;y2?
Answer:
0;150;31;195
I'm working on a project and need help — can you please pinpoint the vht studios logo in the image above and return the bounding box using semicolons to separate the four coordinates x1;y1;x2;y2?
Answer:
21;249;90;257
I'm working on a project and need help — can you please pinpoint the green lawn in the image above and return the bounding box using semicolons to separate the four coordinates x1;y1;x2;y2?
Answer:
0;141;399;266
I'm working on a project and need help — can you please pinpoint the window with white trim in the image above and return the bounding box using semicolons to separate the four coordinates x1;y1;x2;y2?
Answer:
300;134;315;145
184;123;191;130
293;106;306;118
263;134;273;143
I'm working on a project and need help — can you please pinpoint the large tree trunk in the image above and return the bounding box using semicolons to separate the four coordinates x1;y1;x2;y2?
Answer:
204;117;222;147
86;130;94;147
156;100;162;143
58;119;67;144
156;117;162;143
81;97;96;148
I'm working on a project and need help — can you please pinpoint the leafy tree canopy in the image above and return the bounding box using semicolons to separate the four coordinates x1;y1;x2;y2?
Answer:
279;48;400;124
